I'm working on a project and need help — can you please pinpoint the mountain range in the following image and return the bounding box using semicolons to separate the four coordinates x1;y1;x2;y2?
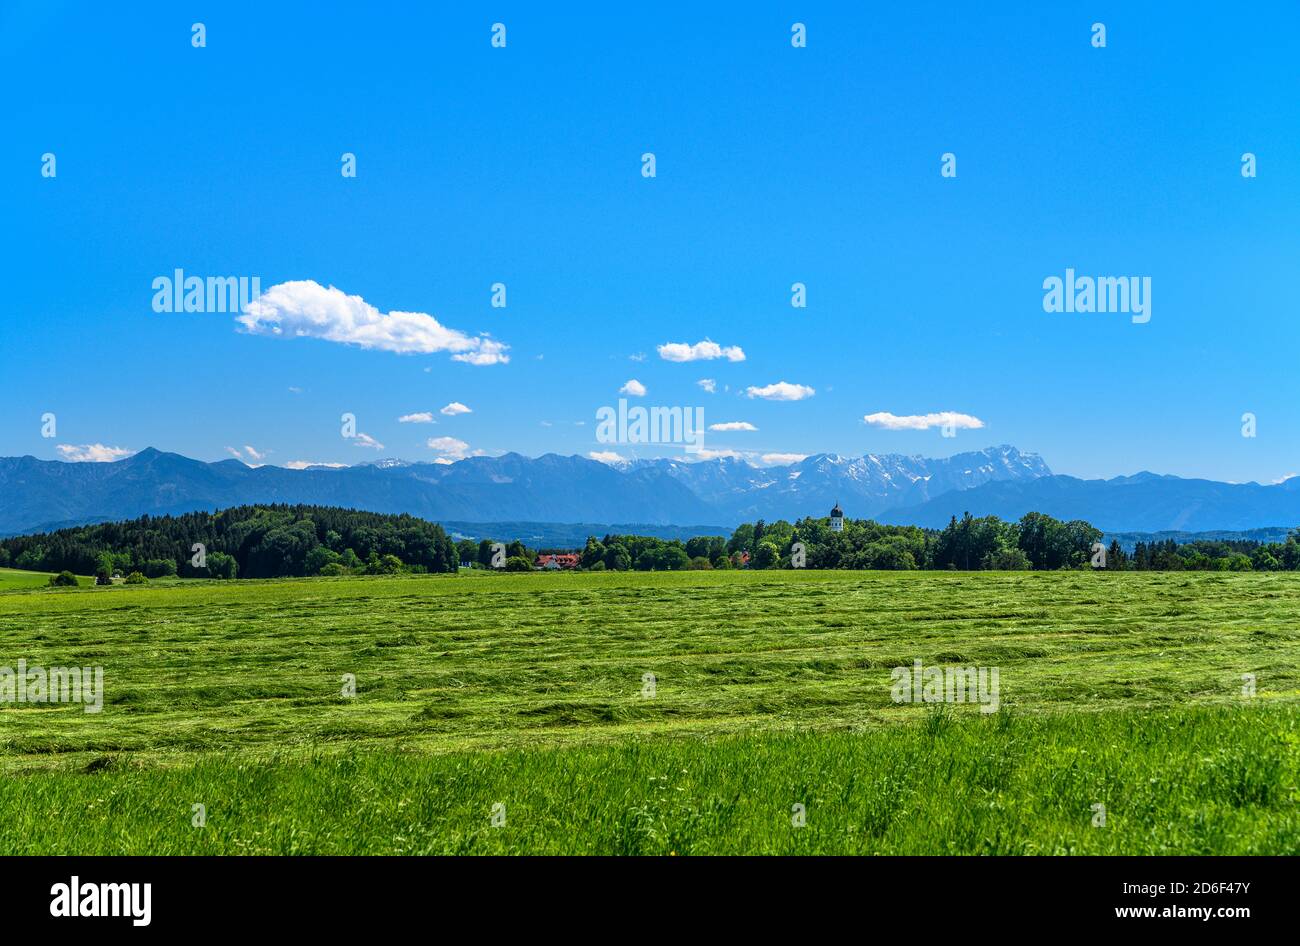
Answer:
1;445;1298;537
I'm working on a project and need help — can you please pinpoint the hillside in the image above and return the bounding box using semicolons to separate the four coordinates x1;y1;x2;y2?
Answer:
0;505;458;579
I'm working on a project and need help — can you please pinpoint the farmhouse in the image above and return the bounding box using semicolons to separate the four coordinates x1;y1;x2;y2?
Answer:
536;553;580;570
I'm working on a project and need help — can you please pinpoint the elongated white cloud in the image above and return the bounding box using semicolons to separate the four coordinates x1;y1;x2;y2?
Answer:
352;433;384;450
56;444;132;462
427;436;470;460
863;411;985;431
709;421;757;431
620;379;647;397
746;381;815;401
588;450;626;464
224;445;269;465
398;412;436;424
440;402;472;416
285;460;348;470
762;452;807;465
657;340;745;363
237;280;509;365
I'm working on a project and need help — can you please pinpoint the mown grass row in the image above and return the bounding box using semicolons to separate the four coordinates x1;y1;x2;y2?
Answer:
2;570;1297;768
1;705;1295;854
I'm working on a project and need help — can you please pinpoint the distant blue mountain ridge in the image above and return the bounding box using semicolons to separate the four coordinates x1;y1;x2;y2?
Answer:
2;445;1298;538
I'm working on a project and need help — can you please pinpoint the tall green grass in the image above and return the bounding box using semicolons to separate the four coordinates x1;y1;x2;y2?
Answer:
1;706;1294;854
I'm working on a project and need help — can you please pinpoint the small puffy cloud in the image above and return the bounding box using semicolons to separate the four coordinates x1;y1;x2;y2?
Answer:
398;412;436;424
761;452;807;465
657;340;745;363
708;421;757;432
620;379;647;397
237;280;509;365
629;352;646;362
746;381;815;401
285;460;348;470
352;433;384;450
427;436;470;460
452;338;510;366
440;402;472;416
863;411;985;431
697;378;716;394
588;450;627;464
56;444;133;463
288;386;302;394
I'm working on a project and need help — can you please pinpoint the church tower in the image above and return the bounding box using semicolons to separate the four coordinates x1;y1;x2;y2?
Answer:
830;501;844;532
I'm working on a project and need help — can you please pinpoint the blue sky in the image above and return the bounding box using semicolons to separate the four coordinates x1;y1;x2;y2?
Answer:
3;2;1298;482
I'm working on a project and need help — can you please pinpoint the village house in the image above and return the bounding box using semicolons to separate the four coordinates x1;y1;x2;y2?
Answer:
536;553;581;570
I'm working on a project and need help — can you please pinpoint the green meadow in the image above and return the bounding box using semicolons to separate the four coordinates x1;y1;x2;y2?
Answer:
1;570;1297;854
0;567;91;591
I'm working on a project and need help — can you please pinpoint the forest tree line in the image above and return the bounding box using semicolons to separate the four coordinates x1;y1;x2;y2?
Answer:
6;505;1300;579
0;505;458;580
580;512;1300;572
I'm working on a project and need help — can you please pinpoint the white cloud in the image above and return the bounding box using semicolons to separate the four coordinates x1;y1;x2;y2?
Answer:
288;386;302;394
56;444;133;463
285;460;348;470
620;379;647;397
692;448;745;460
440;401;472;416
225;445;270;465
236;280;509;365
697;378;717;394
657;340;745;363
863;411;985;431
761;452;807;465
1272;472;1299;484
746;381;815;401
708;421;758;432
352;433;384;450
452;339;510;366
427;436;470;460
588;450;627;464
398;412;436;424
629;352;646;362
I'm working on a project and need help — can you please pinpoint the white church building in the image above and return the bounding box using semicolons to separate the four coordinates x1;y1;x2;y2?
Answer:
830;502;844;532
